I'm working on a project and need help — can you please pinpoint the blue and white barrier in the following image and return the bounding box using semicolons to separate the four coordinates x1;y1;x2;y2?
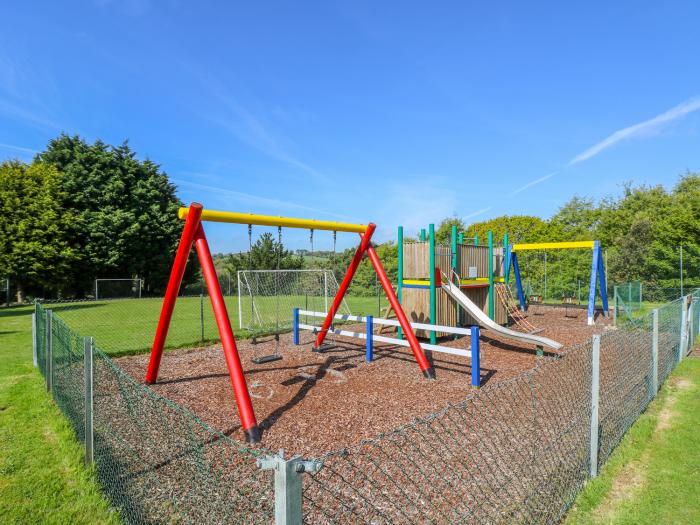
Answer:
293;308;481;387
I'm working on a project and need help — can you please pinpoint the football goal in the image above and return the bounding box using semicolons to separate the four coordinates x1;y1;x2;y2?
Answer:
237;269;351;334
95;278;144;299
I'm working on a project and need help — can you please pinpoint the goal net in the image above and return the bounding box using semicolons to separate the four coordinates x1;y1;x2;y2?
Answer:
237;270;351;334
95;279;143;300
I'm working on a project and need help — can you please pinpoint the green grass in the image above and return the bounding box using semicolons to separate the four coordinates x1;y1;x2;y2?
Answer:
0;305;120;524
47;294;388;357
564;356;700;525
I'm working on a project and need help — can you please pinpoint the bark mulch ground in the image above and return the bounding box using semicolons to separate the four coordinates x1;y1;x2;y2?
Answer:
118;305;611;456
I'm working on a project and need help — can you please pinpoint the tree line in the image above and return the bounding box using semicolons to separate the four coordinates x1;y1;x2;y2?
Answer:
2;133;697;303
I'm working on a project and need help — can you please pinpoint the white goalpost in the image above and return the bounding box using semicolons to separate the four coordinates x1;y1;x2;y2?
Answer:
95;278;144;300
237;269;351;334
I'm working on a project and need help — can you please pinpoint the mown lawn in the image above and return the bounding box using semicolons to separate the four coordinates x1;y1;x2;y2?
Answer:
0;305;120;524
564;356;700;525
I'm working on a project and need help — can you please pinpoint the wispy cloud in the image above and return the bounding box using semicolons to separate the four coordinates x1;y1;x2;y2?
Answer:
463;206;493;220
503;96;700;198
0;143;38;155
172;178;357;221
509;171;559;197
187;69;329;184
569;96;700;165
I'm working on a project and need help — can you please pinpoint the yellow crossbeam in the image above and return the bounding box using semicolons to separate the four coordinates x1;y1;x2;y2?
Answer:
511;241;595;251
178;207;368;233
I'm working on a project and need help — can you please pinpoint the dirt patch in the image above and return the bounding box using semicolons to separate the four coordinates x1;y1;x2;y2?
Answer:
594;462;646;522
656;376;693;434
118;306;610;456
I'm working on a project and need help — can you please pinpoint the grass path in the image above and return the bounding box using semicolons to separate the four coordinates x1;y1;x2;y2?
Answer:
0;305;119;524
564;355;700;525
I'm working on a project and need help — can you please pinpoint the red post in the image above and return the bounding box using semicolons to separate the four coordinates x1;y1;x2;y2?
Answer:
366;245;435;378
314;224;376;350
194;225;260;442
146;203;203;384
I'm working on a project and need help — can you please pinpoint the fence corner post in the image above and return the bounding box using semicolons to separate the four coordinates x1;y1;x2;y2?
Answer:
32;311;38;367
589;334;601;477
46;309;53;392
679;295;689;364
258;450;323;525
84;336;95;465
651;309;659;398
366;315;373;362
471;325;480;387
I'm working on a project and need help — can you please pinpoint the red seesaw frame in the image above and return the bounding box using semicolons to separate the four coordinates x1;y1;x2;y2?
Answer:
145;203;434;443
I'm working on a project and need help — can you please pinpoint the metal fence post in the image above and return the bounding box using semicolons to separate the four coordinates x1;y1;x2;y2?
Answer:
589;334;601;477
679;296;688;364
46;310;53;392
32;311;38;367
613;291;618;326
258;450;323;524
84;336;94;465
651;309;659;398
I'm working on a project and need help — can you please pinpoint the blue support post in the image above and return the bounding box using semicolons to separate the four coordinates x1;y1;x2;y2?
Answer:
587;241;601;326
597;247;609;316
293;308;300;345
511;251;526;311
470;326;481;387
366;315;374;362
503;233;510;285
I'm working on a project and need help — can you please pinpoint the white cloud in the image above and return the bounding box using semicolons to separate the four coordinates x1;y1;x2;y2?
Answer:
172;178;356;221
0;143;37;155
509;171;559;196
569;96;700;165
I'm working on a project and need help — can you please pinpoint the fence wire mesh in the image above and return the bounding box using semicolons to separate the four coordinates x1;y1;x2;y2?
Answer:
33;287;698;524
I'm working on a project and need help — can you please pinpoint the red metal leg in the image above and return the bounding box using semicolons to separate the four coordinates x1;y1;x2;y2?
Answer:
314;224;376;350
194;224;260;442
146;203;203;384
366;245;435;378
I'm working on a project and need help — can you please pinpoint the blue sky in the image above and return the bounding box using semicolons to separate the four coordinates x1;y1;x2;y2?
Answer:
1;1;699;253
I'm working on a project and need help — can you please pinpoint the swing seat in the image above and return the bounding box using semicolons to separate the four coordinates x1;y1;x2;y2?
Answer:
252;354;282;364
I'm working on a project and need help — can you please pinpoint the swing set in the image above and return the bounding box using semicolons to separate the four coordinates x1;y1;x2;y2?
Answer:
145;203;436;442
507;240;610;326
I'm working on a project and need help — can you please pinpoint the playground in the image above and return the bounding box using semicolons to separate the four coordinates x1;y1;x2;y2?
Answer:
117;306;610;454
26;202;698;524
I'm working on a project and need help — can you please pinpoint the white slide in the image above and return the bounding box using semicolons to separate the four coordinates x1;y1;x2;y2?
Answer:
442;280;563;350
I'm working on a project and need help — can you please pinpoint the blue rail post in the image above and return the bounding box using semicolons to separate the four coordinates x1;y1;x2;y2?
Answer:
470;326;481;387
511;251;526;311
366;315;374;362
293;308;300;345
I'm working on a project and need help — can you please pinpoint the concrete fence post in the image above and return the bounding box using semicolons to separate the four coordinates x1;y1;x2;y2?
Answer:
258;450;323;525
589;334;601;477
32;312;38;367
46;310;53;393
679;296;688;364
84;336;95;465
651;309;659;398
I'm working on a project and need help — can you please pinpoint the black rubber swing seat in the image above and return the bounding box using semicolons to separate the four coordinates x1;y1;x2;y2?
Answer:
252;354;282;364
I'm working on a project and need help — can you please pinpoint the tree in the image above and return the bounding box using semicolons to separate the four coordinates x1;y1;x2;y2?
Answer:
35;134;185;294
434;217;467;245
0;161;79;300
223;233;303;275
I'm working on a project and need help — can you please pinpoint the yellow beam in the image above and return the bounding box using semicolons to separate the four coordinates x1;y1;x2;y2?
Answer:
178;207;368;233
511;240;595;252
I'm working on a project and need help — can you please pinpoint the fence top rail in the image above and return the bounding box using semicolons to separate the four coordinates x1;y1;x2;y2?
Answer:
179;207;368;233
297;309;473;336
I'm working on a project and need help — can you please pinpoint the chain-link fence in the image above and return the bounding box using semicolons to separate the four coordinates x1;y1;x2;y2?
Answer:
33;288;699;524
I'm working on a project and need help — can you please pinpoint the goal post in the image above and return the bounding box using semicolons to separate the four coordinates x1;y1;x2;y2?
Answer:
237;269;351;334
94;278;143;300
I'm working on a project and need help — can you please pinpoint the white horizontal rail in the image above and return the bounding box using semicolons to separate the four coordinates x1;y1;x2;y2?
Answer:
297;310;472;336
297;323;472;358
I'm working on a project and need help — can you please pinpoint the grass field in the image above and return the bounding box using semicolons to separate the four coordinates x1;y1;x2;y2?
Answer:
0;305;119;524
48;294;388;357
564;356;700;525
